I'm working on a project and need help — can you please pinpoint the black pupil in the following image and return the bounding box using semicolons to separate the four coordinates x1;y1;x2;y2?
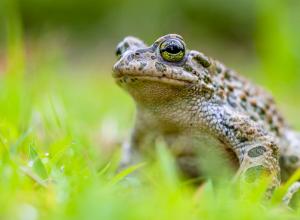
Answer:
162;40;183;54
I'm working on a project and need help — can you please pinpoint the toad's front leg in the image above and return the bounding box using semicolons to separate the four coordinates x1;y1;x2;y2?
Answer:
119;111;157;170
203;105;281;197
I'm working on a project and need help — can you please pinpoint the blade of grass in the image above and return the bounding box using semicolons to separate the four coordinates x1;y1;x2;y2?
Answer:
110;163;145;185
28;143;48;180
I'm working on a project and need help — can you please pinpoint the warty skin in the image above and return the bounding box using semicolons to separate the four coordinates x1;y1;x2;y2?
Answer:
112;34;300;204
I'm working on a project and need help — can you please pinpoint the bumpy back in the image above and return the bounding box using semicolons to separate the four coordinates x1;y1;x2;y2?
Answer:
206;59;287;137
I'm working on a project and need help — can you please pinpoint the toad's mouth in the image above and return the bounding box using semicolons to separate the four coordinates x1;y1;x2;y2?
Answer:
113;74;193;86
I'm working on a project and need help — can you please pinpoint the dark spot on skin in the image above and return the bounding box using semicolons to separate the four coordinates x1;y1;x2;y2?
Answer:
270;125;279;135
127;54;134;62
250;100;257;108
227;85;234;92
193;53;211;67
224;71;231;80
245;165;270;183
124;42;129;50
155;62;167;72
250;116;258;122
217;91;225;99
270;142;279;158
277;116;284;124
138;62;147;71
289;155;299;164
183;64;193;72
227;95;237;108
203;75;212;84
265;103;270;110
240;94;247;102
238;136;249;143
220;121;235;132
266;116;273;124
257;107;266;116
135;52;140;56
248;146;267;157
216;66;222;74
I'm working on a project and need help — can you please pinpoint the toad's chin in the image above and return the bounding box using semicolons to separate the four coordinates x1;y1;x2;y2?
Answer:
113;75;192;105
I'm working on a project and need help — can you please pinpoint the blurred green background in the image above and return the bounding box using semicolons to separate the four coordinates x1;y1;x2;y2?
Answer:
1;0;300;219
1;0;300;116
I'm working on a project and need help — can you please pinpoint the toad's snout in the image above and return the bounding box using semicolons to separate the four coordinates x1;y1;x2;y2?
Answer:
113;51;134;76
115;36;146;58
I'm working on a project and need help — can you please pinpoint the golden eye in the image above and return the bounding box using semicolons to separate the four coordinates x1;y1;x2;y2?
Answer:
159;39;185;62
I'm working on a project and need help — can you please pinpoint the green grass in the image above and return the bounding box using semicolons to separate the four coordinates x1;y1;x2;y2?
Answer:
0;62;300;219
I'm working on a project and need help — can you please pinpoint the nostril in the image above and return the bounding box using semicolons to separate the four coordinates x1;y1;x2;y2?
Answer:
115;47;122;58
135;52;140;56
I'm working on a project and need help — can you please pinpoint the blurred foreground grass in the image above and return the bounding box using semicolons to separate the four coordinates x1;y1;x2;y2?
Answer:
1;70;300;220
1;0;300;219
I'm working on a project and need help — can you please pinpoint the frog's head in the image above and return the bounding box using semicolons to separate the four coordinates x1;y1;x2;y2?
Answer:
112;34;213;104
